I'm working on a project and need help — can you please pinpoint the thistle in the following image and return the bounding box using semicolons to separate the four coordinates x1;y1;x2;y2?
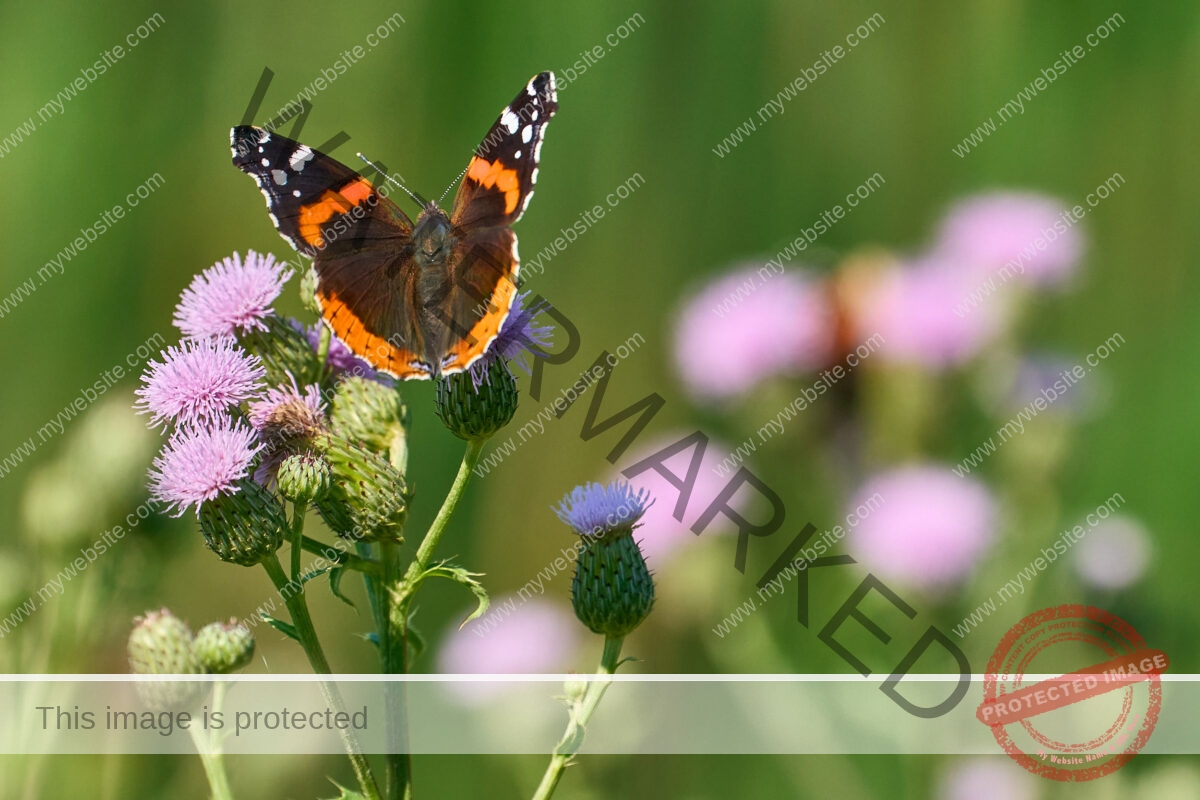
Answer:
192;620;256;674
127;609;205;711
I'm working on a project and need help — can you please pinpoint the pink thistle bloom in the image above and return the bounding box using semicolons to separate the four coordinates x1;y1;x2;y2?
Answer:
247;380;326;439
673;264;834;402
135;338;265;429
617;433;746;568
148;419;262;517
935;192;1083;286
854;260;1003;368
937;757;1036;800
174;250;294;339
437;598;581;703
847;465;997;590
469;291;555;388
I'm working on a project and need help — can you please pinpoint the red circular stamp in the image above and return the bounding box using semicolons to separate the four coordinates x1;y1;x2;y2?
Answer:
976;604;1166;782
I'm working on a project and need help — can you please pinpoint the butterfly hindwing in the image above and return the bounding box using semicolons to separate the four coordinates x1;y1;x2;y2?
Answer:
432;227;521;374
450;72;558;230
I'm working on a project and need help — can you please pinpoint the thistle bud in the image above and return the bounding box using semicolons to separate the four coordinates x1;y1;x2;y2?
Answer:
435;359;518;441
331;376;409;468
239;315;322;386
198;478;287;566
299;265;321;315
556;482;656;638
313;433;408;541
128;609;205;710
193;620;255;674
277;452;332;504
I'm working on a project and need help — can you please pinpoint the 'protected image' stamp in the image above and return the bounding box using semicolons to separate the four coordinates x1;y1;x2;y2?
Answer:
977;604;1166;782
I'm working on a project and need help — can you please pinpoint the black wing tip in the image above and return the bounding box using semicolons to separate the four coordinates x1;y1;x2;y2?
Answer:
229;125;271;162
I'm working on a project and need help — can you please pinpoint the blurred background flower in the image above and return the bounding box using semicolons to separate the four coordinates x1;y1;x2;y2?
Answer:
1072;515;1152;591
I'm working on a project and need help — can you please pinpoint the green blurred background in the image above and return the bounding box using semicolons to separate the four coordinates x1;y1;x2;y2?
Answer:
2;0;1198;797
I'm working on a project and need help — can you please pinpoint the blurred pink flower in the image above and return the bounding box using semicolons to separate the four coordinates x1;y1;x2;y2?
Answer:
617;433;745;568
937;757;1037;800
935;192;1083;286
437;597;580;675
673;264;834;401
847;465;997;590
854;260;1003;368
1072;516;1151;590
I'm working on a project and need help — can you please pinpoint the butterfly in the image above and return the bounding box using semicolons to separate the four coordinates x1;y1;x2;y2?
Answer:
230;71;557;380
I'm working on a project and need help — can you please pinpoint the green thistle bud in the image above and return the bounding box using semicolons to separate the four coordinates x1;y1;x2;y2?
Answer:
198;478;287;566
240;315;321;386
556;482;656;638
192;620;255;674
435;358;518;441
277;452;332;503
299;265;321;315
331;376;409;468
572;532;655;638
128;609;205;710
312;434;408;541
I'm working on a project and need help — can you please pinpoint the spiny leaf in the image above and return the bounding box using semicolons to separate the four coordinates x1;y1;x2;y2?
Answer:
261;614;300;642
422;563;490;628
322;779;367;799
329;566;357;609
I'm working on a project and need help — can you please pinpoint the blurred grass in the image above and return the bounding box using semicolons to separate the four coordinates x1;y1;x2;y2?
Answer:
1;0;1199;797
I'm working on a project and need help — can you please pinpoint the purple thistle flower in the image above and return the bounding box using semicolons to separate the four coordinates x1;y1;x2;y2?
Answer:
291;319;382;382
135;338;266;429
468;291;555;388
174;251;294;339
148;419;262;517
555;481;653;537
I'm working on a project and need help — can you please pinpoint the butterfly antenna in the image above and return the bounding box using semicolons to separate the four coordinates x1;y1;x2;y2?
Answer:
437;164;471;206
357;153;428;207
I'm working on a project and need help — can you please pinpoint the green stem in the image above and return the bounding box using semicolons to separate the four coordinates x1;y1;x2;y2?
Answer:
316;324;332;381
399;439;487;595
262;555;382;800
188;679;234;800
380;540;412;800
299;535;382;576
290;501;308;582
531;636;624;800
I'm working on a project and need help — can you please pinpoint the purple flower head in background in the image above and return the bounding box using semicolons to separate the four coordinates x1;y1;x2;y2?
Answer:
148;419;262;517
292;319;381;382
1072;516;1151;590
617;433;745;567
935;192;1083;286
847;465;997;590
135;338;265;429
855;259;1003;369
674;263;834;402
174;250;293;339
469;291;555;388
554;480;653;537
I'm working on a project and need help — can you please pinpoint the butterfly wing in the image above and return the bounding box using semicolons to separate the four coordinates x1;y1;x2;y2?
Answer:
231;125;432;379
449;72;558;230
425;226;521;375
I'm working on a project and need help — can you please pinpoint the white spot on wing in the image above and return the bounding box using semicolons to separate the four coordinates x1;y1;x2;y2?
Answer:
501;108;519;133
531;167;539;184
513;150;521;159
521;125;533;143
290;145;313;171
271;169;288;186
531;110;538;121
293;189;302;197
260;158;270;167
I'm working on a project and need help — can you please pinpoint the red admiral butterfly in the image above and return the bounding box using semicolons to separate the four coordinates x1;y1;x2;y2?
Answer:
231;71;557;380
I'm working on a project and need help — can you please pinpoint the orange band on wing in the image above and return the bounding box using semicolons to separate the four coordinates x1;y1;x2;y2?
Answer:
298;178;375;247
465;157;521;215
319;290;431;380
441;276;519;373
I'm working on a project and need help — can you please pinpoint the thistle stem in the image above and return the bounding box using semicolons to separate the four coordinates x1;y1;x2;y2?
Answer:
383;438;486;799
290;501;307;582
187;722;234;800
262;554;382;800
531;636;625;800
402;438;487;590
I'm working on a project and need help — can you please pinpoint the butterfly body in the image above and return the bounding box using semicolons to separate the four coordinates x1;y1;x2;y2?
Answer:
231;71;558;380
